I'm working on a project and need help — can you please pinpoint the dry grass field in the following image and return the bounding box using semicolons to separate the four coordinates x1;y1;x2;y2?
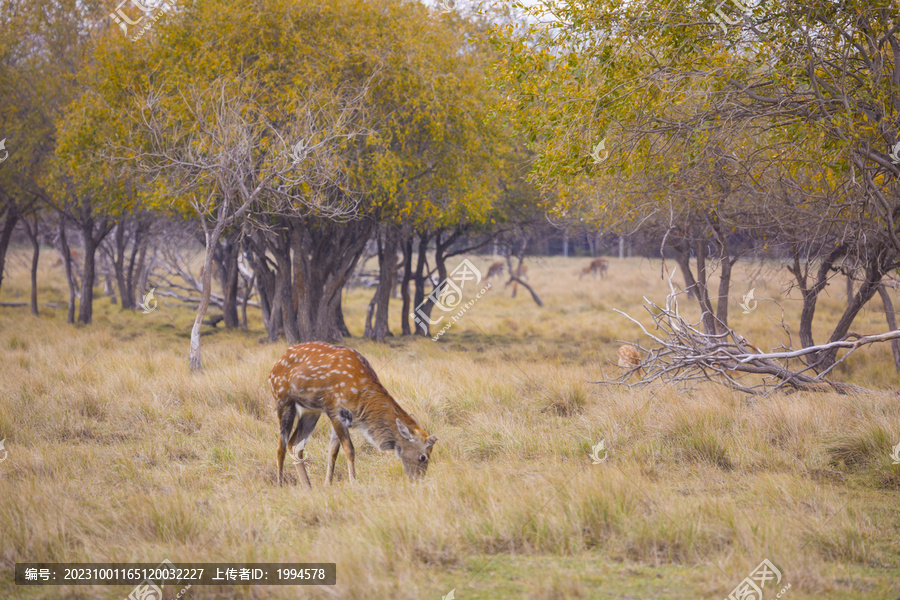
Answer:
0;249;899;599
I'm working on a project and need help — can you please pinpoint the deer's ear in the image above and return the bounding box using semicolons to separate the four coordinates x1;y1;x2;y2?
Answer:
425;436;438;448
396;419;415;441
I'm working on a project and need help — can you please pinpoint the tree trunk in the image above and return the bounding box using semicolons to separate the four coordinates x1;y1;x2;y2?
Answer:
366;226;399;342
112;223;129;309
247;232;279;341
694;237;718;335
412;233;431;336
190;219;226;372
123;221;146;310
276;241;300;343
672;241;698;300
335;300;351;337
241;273;254;330
216;233;240;328
58;219;77;324
0;202;19;296
400;236;413;335
259;223;299;342
79;222;97;325
814;255;886;370
23;217;40;316
364;230;381;339
136;246;154;304
76;211;112;325
364;293;377;337
877;284;900;372
714;253;735;334
845;263;854;309
795;244;845;351
106;277;117;303
292;217;373;342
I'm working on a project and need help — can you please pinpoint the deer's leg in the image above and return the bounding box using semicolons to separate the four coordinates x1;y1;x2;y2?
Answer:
289;411;320;489
329;418;357;483
277;433;287;487
325;430;341;484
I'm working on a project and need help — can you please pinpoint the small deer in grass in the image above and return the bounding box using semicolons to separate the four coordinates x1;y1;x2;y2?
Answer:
269;342;437;487
580;258;609;279
617;344;642;377
485;261;505;280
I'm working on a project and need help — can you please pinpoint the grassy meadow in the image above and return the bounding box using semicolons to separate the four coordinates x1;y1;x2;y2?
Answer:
0;248;899;599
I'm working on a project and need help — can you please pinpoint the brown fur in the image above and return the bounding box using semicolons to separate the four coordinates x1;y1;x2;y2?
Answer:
269;342;437;487
485;261;505;280
580;258;609;279
53;249;80;268
617;344;642;375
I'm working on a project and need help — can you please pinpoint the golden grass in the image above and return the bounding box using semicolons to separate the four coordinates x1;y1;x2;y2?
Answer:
0;249;898;599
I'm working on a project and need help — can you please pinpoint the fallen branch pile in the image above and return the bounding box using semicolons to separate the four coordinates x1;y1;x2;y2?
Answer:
607;269;900;394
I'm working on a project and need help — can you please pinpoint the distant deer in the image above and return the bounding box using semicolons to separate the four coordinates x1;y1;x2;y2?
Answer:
269;342;437;488
617;344;642;376
485;261;505;280
53;249;80;267
580;258;608;279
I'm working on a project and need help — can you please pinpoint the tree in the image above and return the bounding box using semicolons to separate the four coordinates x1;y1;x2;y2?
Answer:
488;0;900;371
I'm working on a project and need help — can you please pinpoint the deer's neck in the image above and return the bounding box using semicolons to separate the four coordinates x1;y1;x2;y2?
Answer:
357;386;416;450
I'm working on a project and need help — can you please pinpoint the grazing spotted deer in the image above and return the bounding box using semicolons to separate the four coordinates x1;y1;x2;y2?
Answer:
269;342;437;488
580;258;609;279
617;344;642;376
485;261;505;280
